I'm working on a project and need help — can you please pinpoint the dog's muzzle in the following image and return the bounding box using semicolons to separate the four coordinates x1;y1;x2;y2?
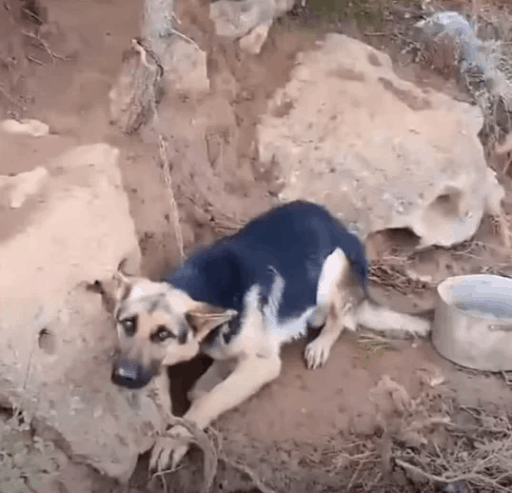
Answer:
111;358;153;390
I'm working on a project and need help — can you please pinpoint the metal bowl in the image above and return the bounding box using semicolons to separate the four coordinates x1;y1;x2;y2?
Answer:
432;274;512;372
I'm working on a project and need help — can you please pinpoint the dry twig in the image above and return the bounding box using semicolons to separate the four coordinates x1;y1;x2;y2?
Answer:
0;83;24;109
219;454;278;493
393;410;512;492
208;427;279;493
129;38;185;263
158;135;185;263
155;416;218;493
21;29;70;64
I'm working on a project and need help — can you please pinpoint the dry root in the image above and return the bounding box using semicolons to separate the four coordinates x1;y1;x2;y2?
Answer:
321;374;512;492
368;256;433;296
152;416;217;493
394;409;512;492
150;421;278;493
108;38;164;134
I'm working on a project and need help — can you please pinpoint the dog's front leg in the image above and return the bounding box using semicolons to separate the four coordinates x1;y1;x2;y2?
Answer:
149;370;186;474
187;359;235;403
185;353;281;429
151;370;173;422
150;353;282;471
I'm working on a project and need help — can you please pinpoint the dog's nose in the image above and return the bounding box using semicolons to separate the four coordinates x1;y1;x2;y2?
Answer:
111;359;153;390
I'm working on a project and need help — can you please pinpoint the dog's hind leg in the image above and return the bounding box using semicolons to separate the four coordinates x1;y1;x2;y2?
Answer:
304;298;349;370
305;248;357;370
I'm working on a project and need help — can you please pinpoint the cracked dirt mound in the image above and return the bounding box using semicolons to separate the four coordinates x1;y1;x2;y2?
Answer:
2;0;512;492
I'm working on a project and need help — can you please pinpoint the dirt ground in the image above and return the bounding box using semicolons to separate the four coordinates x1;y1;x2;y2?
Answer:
2;0;512;492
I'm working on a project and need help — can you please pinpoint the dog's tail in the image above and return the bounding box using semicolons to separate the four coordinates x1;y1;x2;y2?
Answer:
355;298;431;338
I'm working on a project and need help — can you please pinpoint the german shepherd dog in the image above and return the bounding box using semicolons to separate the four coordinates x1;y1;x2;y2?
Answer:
108;200;430;472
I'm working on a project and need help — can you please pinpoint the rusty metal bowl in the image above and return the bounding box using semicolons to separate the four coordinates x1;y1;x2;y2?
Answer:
432;274;512;372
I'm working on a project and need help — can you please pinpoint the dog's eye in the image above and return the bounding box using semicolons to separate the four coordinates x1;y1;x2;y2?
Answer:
153;325;174;342
120;316;137;336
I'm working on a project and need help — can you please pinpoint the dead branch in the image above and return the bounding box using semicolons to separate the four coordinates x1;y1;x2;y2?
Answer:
158;135;185;263
219;454;279;493
159;416;218;493
21;29;70;64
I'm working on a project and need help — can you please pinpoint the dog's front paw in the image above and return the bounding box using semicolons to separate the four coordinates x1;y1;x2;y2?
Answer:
149;425;193;472
304;337;332;370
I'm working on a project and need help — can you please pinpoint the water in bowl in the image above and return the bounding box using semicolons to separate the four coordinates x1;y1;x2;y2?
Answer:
453;299;512;320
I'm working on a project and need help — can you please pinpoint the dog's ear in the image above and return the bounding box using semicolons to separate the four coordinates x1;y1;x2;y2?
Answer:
185;303;238;341
85;260;142;315
112;270;132;303
112;258;140;303
90;263;135;314
85;273;132;315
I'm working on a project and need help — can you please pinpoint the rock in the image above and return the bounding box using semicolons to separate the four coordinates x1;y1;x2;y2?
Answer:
1;118;50;137
0;166;48;209
108;41;164;135
109;37;209;134
0;137;162;482
161;37;210;96
239;19;273;55
139;0;209;98
210;0;294;40
415;11;512;136
257;33;504;247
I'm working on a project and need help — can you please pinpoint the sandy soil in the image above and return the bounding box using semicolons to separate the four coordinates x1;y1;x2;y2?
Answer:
2;0;512;492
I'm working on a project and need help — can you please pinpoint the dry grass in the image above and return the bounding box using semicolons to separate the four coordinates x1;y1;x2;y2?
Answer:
368;232;512;298
386;1;512;156
318;375;512;492
0;407;69;493
369;257;433;295
394;409;512;492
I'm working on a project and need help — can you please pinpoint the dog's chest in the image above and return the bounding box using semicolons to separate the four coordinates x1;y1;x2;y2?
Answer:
200;294;316;361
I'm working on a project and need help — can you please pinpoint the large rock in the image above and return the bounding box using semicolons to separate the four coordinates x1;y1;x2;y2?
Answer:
257;34;504;247
0;132;162;482
210;0;294;40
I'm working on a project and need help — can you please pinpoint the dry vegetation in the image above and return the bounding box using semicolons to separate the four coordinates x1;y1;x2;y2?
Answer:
1;0;512;493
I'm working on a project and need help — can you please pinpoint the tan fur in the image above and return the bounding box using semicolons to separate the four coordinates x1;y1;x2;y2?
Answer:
304;249;365;370
113;275;236;365
182;287;281;429
151;356;281;470
110;265;286;471
187;359;235;402
354;299;430;337
151;369;173;420
185;354;281;429
108;253;430;472
110;268;237;427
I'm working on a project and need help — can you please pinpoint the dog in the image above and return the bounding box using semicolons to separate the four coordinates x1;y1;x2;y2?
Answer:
108;200;431;472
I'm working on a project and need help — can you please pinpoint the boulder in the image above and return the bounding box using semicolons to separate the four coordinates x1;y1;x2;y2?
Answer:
239;19;273;55
0;118;50;137
210;0;294;40
0;132;162;482
257;33;505;247
0;166;48;209
160;37;210;96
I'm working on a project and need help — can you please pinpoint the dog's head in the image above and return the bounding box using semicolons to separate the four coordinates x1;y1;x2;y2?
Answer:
108;269;237;391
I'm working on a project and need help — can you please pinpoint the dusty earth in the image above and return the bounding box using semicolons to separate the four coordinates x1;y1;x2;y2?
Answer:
2;0;512;492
